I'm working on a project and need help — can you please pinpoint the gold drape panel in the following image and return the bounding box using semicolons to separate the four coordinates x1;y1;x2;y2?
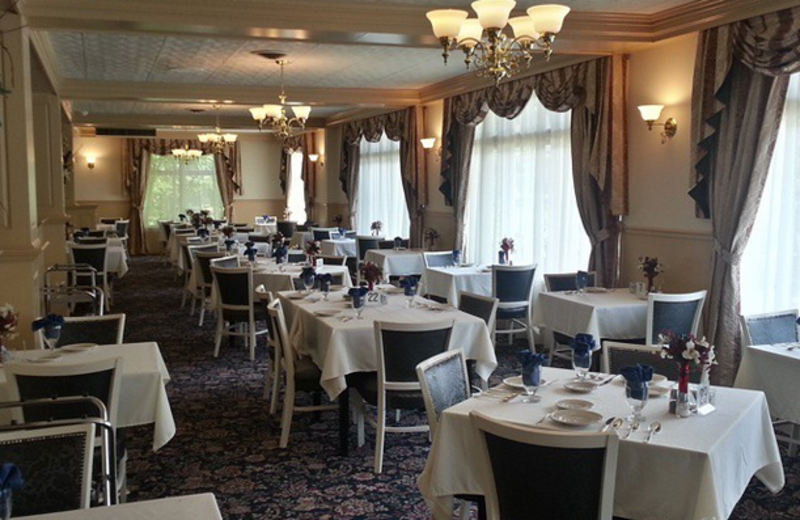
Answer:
440;56;627;286
690;6;800;385
122;138;241;254
339;108;425;246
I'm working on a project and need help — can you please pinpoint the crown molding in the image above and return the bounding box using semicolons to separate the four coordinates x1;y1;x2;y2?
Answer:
59;79;420;108
325;107;410;127
71;113;327;131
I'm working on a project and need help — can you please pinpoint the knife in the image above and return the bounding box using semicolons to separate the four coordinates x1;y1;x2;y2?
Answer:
597;375;617;386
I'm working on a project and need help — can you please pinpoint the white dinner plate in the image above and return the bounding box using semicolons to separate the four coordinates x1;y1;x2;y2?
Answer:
555;399;594;411
585;287;610;293
550;409;603;427
616;373;668;385
503;375;547;390
564;381;597;394
649;385;670;397
60;343;97;352
286;292;306;300
27;354;63;363
314;310;340;317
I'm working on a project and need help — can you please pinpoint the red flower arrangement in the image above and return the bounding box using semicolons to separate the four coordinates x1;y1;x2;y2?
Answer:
0;303;19;344
360;262;383;291
657;331;716;368
638;256;664;292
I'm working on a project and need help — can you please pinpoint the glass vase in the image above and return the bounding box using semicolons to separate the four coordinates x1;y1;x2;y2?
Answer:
676;362;692;418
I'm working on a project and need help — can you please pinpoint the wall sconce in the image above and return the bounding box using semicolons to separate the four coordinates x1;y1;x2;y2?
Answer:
638;105;677;144
86;156;96;169
308;153;324;166
420;137;441;157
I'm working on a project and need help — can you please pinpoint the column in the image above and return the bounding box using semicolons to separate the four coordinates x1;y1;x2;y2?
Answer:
0;14;44;349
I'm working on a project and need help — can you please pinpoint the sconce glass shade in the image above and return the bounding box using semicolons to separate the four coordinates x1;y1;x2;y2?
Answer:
526;4;570;34
249;106;267;121
471;0;515;29
420;137;437;149
638;104;664;122
508;16;539;41
291;105;312;121
457;19;484;47
426;9;469;38
188;149;203;158
308;153;320;162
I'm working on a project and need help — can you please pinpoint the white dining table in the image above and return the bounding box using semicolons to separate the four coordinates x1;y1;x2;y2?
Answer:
735;343;800;424
67;241;129;278
16;493;222;520
364;249;425;278
418;366;784;520
423;265;492;304
279;290;497;399
0;342;176;451
321;238;357;258
538;289;648;349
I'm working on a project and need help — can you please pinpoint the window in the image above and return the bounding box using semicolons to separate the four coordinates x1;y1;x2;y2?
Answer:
464;100;591;277
286;151;307;224
740;74;800;315
142;154;224;228
356;134;410;238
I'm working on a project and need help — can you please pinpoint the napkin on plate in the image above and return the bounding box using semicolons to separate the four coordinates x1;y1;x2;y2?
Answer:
569;333;595;354
620;364;654;400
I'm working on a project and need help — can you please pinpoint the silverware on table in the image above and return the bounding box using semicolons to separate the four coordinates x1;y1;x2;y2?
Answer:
601;416;617;432
597;375;618;386
622;420;640;440
537;412;552;425
645;421;662;443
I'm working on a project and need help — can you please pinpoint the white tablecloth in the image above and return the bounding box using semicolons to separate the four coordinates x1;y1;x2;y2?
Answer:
168;231;197;269
67;241;129;278
0;342;176;451
364;249;425;278
208;261;352;309
418;367;784;520
735;343;800;423
17;493;222;520
321;239;357;258
280;291;497;399
539;289;647;348
423;266;492;304
255;222;278;235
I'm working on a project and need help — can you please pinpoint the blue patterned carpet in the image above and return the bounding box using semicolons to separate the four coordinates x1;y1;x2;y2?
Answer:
115;256;799;519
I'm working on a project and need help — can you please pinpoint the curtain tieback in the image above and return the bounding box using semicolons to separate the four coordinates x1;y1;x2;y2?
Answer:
589;228;613;246
714;239;741;265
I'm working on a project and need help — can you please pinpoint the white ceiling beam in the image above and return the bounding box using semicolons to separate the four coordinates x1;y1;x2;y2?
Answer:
71;112;327;130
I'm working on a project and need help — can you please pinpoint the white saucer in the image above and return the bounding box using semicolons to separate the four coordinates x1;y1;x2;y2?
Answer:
616;374;668;385
564;381;597;394
60;343;97;352
314;310;340;317
555;399;594;411
550;409;603;427
503;375;546;390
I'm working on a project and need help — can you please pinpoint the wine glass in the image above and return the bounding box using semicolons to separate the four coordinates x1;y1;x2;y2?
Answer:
321;280;331;301
575;272;588;294
352;295;365;319
625;381;649;423
403;284;416;308
572;348;592;381
43;325;62;350
520;365;542;403
302;274;315;293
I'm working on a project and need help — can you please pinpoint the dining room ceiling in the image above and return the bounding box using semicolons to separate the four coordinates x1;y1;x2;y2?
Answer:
17;0;799;131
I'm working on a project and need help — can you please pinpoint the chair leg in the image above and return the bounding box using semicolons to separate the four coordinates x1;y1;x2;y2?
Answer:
249;321;256;361
395;409;401;423
790;423;800;457
190;292;197;316
269;356;281;414
213;314;223;358
198;305;206;327
374;394;386;473
354;394;365;448
279;384;295;448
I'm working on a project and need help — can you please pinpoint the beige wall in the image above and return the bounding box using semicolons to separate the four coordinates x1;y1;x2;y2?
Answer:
420;100;454;250
622;33;713;293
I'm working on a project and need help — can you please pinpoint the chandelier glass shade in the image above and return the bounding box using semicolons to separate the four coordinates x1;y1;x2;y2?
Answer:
249;59;311;139
198;105;238;152
171;144;203;164
426;1;570;84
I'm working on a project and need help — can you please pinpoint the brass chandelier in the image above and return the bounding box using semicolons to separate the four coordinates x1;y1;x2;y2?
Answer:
171;144;203;164
198;104;238;153
249;56;311;139
426;1;570;85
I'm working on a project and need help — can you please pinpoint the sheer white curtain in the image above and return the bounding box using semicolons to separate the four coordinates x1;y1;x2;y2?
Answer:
142;154;224;228
740;73;800;315
356;134;410;238
465;100;591;278
286;151;307;223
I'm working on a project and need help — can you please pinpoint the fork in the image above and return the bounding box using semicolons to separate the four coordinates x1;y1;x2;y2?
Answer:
537;412;552;424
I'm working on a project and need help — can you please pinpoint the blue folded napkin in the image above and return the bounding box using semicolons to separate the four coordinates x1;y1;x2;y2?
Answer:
570;333;596;354
272;246;288;263
348;286;369;307
452;250;462;265
198;228;210;239
224;239;235;251
316;273;333;286
301;266;316;279
0;463;23;491
399;277;418;296
393;236;403;248
516;350;548;386
31;314;65;332
621;364;654;400
576;270;589;288
338;228;347;238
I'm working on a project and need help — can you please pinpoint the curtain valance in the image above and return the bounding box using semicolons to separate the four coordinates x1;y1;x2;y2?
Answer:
338;107;425;246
